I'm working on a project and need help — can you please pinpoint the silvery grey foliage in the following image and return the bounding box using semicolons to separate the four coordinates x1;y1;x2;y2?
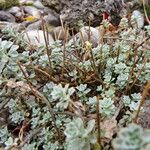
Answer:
113;124;150;150
64;118;96;150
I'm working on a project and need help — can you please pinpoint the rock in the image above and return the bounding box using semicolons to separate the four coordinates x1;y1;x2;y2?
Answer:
0;0;19;9
0;21;24;31
70;26;101;47
21;21;32;28
60;0;103;28
26;20;42;30
23;6;41;19
131;10;144;29
0;11;16;22
0;21;10;31
26;12;61;30
52;26;70;41
8;6;22;20
44;13;60;26
138;100;150;128
23;30;54;46
42;0;126;28
8;6;21;15
15;11;23;19
33;1;44;9
41;0;63;12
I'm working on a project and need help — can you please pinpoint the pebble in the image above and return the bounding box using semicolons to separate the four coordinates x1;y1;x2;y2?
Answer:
131;10;144;29
8;6;21;15
52;26;70;41
26;20;42;30
33;1;44;9
44;13;60;26
23;30;54;46
23;6;41;19
0;11;16;22
70;26;101;47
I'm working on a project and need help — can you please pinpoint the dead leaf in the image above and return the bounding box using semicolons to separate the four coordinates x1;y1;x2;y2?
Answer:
101;117;117;143
6;80;30;92
24;16;37;22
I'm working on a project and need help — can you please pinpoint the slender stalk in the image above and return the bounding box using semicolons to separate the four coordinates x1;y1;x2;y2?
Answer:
96;96;102;149
127;57;147;92
89;46;105;86
27;65;58;83
41;18;52;75
62;26;68;76
142;0;150;24
125;36;150;94
133;81;150;123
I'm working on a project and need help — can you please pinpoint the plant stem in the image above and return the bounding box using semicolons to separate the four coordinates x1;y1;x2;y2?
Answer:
41;18;52;75
96;96;102;149
17;61;61;141
133;81;150;123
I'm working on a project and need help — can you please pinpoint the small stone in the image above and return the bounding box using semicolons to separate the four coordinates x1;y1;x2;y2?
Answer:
43;8;60;26
23;6;41;19
52;26;70;41
44;13;60;26
8;6;21;15
131;10;144;29
26;20;42;30
23;30;54;46
33;1;44;9
15;12;23;18
0;11;16;22
70;26;101;47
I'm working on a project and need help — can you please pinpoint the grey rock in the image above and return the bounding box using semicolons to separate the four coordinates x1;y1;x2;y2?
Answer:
23;6;41;18
0;21;23;32
21;20;34;28
33;1;44;9
0;11;16;22
42;0;128;28
70;26;101;47
52;26;70;41
44;13;60;26
131;10;144;29
43;7;60;26
26;20;42;30
23;30;54;46
8;6;21;15
8;6;22;19
15;12;23;18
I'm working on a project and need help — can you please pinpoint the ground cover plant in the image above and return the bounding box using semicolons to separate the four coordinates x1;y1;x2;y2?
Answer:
0;16;150;150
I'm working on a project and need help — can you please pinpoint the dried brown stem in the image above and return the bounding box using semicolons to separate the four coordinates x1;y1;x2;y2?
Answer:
127;57;147;92
125;36;150;94
17;61;61;140
142;0;150;24
133;81;150;123
41;18;52;75
96;96;102;149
